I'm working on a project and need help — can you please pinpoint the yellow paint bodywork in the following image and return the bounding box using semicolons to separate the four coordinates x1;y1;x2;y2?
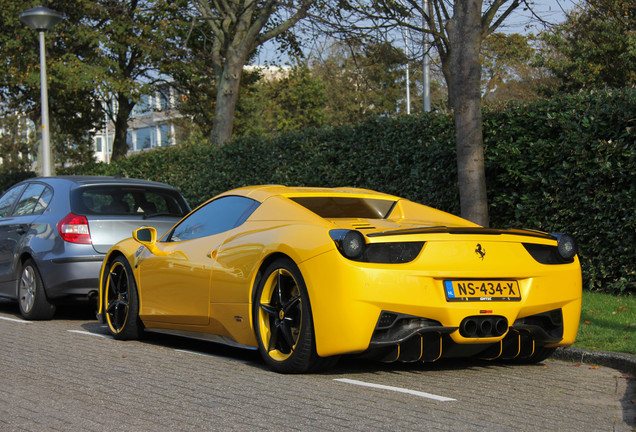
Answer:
98;185;582;358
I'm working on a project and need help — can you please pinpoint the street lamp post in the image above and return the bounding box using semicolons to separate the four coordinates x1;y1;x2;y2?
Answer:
19;6;65;177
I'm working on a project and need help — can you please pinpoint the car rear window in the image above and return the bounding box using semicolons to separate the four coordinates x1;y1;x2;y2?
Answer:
289;197;396;219
71;185;189;217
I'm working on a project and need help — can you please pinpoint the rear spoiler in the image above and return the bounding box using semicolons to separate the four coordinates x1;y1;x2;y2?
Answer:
367;227;554;240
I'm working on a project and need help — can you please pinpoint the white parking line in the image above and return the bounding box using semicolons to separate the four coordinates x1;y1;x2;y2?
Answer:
0;316;32;324
174;349;251;364
67;330;112;339
334;378;456;402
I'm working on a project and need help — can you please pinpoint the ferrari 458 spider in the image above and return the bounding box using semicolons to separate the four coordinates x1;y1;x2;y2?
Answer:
98;185;581;373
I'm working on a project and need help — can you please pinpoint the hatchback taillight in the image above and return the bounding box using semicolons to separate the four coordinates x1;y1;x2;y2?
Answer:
57;213;91;244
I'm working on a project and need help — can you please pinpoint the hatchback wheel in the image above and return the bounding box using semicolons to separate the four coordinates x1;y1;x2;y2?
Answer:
17;259;55;320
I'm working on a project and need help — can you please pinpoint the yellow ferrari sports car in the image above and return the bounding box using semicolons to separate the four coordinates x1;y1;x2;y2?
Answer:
98;185;581;373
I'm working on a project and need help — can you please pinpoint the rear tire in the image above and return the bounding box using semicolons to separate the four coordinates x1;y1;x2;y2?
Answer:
103;256;143;340
17;259;55;320
253;257;327;373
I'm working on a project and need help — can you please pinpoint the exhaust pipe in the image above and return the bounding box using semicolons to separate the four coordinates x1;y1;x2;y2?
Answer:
479;319;492;336
494;318;508;336
460;316;508;338
460;319;478;337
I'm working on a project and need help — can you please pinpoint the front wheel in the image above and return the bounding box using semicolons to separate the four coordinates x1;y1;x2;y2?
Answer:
253;258;322;373
17;259;55;320
103;256;143;340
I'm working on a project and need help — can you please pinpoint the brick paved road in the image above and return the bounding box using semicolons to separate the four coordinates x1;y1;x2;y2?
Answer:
0;299;634;432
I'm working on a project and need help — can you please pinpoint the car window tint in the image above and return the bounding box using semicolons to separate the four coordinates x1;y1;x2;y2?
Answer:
13;183;47;216
71;185;189;217
0;184;27;218
169;196;259;242
290;197;396;219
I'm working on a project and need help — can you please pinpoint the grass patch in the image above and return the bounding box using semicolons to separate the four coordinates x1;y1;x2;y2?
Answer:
574;290;635;354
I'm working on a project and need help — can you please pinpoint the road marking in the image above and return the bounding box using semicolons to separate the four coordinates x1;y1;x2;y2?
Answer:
333;378;456;402
67;330;112;339
174;349;251;364
0;316;32;324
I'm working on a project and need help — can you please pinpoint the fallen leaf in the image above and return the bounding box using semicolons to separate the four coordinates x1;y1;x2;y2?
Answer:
584;320;591;324
574;362;581;367
589;366;599;369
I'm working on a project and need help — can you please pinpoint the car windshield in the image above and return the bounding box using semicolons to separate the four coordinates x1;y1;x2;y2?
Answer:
289;197;396;219
71;185;189;217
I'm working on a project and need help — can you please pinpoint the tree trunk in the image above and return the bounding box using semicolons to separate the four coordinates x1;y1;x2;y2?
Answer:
448;0;489;227
210;60;244;145
111;95;133;161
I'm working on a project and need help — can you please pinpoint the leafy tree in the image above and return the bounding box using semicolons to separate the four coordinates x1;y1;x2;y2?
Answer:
0;1;184;166
235;65;327;136
183;0;317;145
0;0;103;170
536;0;636;92
88;0;186;160
310;41;409;126
0;115;35;175
480;32;549;103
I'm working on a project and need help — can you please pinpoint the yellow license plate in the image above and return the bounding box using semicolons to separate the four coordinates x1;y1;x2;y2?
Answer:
444;280;521;301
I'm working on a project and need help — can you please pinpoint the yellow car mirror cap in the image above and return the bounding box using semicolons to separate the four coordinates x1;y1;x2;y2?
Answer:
133;226;157;244
133;226;170;256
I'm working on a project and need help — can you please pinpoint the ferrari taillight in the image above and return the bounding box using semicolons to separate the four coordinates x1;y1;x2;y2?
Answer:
57;213;92;244
330;229;424;264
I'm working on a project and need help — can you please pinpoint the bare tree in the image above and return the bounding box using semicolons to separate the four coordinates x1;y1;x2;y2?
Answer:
190;0;316;145
333;0;523;225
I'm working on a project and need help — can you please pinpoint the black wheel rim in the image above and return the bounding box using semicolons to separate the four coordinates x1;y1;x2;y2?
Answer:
105;261;130;333
258;268;302;361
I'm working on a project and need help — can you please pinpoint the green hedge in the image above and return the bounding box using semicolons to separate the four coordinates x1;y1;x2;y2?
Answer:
62;89;635;293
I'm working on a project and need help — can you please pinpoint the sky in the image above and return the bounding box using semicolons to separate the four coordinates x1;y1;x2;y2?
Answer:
253;0;580;66
505;0;577;33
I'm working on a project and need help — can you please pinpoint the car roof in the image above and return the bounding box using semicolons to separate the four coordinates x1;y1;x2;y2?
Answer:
24;175;180;190
219;185;400;202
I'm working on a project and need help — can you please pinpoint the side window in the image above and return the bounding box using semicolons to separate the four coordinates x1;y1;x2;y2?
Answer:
169;196;259;242
13;183;48;216
0;184;27;218
33;186;53;215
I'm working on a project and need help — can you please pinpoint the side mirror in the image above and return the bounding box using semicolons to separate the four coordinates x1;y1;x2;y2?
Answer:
133;226;168;256
133;226;156;244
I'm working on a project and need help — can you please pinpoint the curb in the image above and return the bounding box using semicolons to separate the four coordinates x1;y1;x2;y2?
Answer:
553;346;636;376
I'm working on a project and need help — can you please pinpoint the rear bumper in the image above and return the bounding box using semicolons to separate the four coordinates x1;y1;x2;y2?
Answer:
38;255;104;300
300;248;582;358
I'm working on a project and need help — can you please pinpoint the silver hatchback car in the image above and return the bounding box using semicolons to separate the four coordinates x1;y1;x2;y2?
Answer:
0;176;190;319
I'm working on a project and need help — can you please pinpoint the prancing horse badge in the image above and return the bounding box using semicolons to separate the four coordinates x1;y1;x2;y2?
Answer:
475;243;486;260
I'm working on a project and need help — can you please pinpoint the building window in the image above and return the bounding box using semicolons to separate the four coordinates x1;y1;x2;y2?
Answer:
136;127;152;151
127;131;134;150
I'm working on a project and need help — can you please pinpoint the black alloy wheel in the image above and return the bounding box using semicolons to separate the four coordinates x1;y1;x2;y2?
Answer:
104;256;143;340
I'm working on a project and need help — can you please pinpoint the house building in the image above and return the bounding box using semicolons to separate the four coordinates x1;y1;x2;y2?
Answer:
93;85;182;163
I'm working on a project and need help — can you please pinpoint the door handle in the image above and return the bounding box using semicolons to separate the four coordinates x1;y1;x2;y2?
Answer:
14;227;27;235
207;249;217;259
